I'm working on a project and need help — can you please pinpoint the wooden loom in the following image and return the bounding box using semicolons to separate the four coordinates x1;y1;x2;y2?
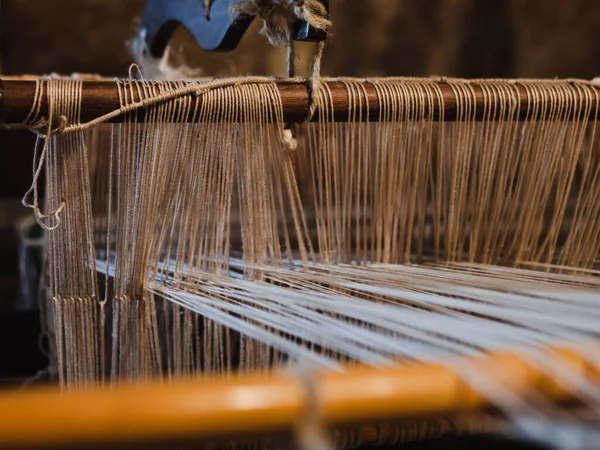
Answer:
0;75;598;449
0;2;599;450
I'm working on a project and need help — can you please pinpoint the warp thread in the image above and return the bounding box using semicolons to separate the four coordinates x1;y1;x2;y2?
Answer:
20;76;295;230
21;77;73;231
22;0;332;203
231;0;330;117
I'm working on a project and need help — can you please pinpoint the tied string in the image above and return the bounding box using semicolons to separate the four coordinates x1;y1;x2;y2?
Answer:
231;0;297;50
231;0;330;119
22;76;297;135
231;0;330;51
22;77;80;231
21;0;332;223
21;75;300;230
308;40;325;119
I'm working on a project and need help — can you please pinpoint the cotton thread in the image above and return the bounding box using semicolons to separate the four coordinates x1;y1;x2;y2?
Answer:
231;0;330;117
292;364;332;450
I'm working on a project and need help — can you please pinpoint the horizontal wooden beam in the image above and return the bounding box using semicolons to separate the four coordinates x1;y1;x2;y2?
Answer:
0;79;598;125
0;343;595;449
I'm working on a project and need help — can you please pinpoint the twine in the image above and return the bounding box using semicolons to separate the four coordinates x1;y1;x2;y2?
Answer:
291;364;332;450
232;0;330;116
231;0;330;49
21;76;294;230
21;77;77;231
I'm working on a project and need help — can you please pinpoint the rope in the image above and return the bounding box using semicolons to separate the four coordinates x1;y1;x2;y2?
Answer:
231;0;330;50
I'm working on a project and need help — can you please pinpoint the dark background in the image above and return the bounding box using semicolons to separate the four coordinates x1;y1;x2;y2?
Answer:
2;0;600;78
0;0;599;381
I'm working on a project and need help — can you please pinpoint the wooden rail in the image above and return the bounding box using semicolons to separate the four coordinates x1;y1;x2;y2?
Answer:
0;344;595;449
1;79;598;125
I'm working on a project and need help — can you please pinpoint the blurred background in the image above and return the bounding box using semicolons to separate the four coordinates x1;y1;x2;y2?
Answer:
0;0;600;383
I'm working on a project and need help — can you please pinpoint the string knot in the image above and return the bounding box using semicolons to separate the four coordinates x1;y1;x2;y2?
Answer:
55;115;69;134
291;0;331;33
231;0;295;48
282;128;298;152
21;78;82;231
231;0;330;48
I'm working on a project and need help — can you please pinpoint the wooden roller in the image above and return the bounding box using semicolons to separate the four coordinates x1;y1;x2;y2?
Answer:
1;79;599;125
0;343;596;449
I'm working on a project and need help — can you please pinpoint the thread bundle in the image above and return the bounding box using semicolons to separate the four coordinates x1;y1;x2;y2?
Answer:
25;75;600;448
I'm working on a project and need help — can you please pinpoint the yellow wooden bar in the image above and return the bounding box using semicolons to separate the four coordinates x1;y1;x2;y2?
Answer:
0;345;596;449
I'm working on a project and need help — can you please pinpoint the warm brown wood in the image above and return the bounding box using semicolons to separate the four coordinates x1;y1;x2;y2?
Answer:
0;79;598;125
